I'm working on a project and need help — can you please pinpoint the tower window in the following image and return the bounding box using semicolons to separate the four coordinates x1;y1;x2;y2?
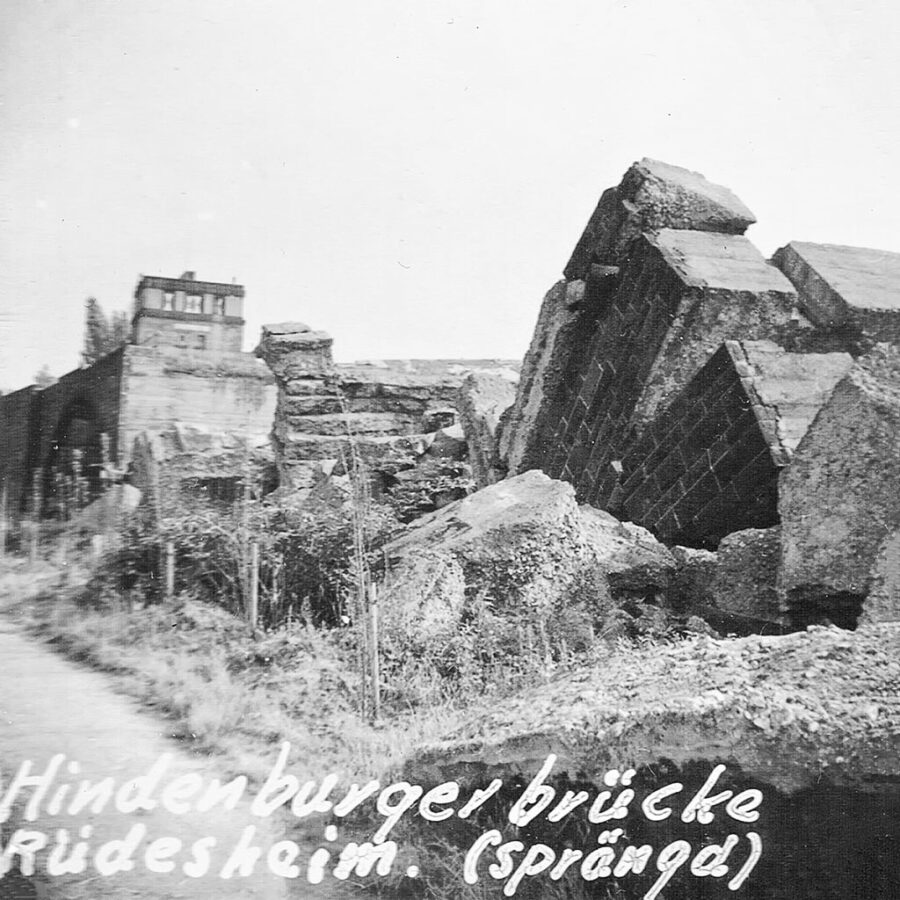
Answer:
214;296;226;315
185;294;202;313
162;291;175;311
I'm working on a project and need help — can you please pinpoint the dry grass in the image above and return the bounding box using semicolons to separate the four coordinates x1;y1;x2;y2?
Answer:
0;556;480;789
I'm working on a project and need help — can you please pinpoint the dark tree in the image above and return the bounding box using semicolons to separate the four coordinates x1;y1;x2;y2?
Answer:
82;297;129;365
33;364;56;388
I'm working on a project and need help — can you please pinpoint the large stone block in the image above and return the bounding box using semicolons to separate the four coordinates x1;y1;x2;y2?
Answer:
564;158;756;280
779;345;900;626
618;340;853;547
381;469;590;615
667;545;718;611
710;526;783;628
255;322;334;380
667;529;784;632
630;230;797;428
773;241;900;351
456;371;518;488
859;530;900;625
546;233;797;509
379;470;675;623
499;272;616;477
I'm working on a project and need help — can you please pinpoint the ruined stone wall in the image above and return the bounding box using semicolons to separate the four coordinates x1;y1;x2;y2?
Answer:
117;346;276;457
256;322;518;496
0;342;275;523
0;386;40;517
34;348;125;487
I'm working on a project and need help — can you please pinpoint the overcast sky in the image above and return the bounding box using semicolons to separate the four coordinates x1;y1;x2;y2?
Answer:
1;0;898;390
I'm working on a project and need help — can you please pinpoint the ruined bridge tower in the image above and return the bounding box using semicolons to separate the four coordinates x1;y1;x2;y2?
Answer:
131;271;246;355
0;271;277;523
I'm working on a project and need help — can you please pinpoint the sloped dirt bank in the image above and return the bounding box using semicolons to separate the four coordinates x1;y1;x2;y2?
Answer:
397;625;900;899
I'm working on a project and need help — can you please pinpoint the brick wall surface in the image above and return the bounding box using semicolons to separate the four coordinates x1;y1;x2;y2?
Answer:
498;272;616;477
545;237;689;503
616;341;853;547
617;343;777;547
0;386;40;517
541;231;796;512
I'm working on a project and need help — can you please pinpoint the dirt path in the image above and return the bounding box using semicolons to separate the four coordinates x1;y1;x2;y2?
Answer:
0;616;309;899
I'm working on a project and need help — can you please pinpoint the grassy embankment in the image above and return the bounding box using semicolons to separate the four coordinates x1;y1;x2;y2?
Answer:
0;553;562;787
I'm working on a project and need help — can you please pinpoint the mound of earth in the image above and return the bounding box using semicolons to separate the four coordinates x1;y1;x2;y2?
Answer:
402;624;900;900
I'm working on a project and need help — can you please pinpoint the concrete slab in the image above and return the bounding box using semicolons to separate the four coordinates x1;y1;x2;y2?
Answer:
564;158;756;279
620;158;756;230
773;241;900;331
731;340;854;457
651;230;795;293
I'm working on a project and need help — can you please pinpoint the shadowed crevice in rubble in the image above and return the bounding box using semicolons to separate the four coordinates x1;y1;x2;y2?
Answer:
785;587;866;631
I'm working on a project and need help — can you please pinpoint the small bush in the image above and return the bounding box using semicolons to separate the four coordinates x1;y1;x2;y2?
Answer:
105;496;402;627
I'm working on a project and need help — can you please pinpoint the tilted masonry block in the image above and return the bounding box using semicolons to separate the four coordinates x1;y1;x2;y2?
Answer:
564;158;756;280
545;231;799;510
456;371;518;489
499;274;614;476
773;241;900;352
618;340;852;547
630;230;798;429
778;345;900;626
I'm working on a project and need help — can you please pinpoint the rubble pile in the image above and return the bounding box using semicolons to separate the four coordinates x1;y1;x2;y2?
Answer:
493;159;900;630
255;322;518;519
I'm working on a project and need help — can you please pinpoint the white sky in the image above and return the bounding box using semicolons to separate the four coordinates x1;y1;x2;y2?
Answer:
1;0;898;390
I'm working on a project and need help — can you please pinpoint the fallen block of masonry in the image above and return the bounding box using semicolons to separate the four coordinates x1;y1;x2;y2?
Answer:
493;157;900;632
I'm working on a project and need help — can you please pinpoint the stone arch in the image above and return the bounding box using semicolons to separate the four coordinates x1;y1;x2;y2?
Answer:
45;394;105;510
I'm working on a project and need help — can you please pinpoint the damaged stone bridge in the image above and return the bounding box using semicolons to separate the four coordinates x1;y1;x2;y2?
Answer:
493;158;900;629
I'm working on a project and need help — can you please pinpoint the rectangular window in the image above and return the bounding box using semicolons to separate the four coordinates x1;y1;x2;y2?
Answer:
185;294;202;313
214;296;226;315
162;291;175;311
